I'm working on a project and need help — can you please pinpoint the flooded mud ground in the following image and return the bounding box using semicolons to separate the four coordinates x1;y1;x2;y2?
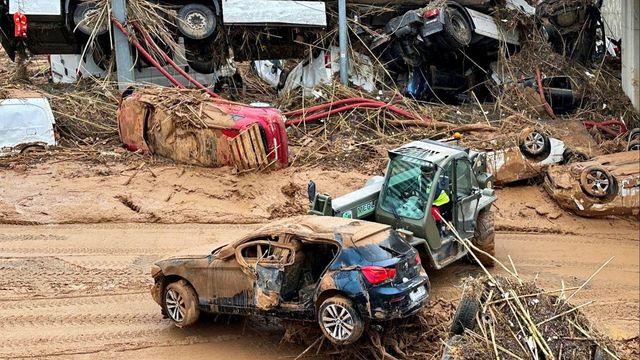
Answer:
0;159;637;358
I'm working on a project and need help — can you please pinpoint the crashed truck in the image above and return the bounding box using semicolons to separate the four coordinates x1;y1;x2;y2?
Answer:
310;138;498;270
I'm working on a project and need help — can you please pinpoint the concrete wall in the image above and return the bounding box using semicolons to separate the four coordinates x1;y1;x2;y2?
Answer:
601;0;622;40
621;0;639;112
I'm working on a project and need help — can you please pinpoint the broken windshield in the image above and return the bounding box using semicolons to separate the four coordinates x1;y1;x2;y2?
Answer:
380;155;436;220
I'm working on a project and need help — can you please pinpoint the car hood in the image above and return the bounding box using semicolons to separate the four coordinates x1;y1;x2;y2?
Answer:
159;244;226;262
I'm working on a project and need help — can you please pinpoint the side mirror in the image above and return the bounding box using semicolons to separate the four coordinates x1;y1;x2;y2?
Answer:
476;172;494;189
307;180;317;203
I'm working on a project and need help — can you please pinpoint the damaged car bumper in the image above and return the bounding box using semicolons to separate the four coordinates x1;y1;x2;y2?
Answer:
368;275;431;320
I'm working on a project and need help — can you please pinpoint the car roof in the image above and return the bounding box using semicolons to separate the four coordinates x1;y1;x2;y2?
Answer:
243;215;391;247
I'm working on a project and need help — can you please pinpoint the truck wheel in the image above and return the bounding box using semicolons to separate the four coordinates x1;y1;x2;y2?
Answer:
164;280;200;328
178;4;217;40
73;2;108;36
580;166;614;198
469;209;495;268
318;295;364;345
519;129;551;158
450;294;478;335
441;7;472;49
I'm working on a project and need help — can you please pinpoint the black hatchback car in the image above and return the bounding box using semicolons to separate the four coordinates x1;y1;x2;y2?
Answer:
150;215;430;344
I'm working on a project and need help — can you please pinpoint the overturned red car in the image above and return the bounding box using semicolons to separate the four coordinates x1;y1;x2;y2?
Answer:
117;88;288;170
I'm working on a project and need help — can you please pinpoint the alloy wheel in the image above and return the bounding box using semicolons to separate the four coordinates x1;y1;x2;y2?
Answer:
321;304;355;341
524;132;545;154
165;288;185;322
585;169;609;196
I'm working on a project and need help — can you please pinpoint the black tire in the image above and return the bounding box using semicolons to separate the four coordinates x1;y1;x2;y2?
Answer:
73;2;108;36
450;295;479;335
441;7;472;49
580;166;615;198
628;139;640;152
519;129;551;158
628;128;640;142
318;295;364;345
469;209;495;268
20;144;45;153
163;279;200;328
562;149;589;164
177;4;216;40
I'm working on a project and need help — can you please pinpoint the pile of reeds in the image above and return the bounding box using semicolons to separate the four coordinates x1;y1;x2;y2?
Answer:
79;0;182;65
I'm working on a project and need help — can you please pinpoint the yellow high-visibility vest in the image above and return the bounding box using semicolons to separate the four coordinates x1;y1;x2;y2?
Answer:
433;190;450;207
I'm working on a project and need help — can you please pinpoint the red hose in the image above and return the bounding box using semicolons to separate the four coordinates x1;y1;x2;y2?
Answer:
583;119;628;137
287;100;426;125
535;66;556;119
130;21;220;99
283;97;383;117
111;16;185;88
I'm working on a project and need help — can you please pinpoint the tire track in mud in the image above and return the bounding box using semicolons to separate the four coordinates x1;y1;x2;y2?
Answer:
0;247;176;255
0;292;149;310
0;312;164;329
0;256;151;299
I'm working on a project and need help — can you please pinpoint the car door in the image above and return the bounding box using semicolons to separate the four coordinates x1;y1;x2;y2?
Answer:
454;159;480;239
235;238;296;310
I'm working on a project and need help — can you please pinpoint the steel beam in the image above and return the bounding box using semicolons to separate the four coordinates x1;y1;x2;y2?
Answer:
111;0;134;90
338;0;349;85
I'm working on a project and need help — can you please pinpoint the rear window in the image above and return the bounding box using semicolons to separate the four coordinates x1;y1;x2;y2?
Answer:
354;230;412;262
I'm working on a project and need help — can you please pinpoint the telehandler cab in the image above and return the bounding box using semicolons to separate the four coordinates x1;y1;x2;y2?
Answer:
309;138;497;269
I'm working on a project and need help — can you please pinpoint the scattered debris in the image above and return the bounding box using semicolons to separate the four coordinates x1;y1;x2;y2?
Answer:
444;275;618;360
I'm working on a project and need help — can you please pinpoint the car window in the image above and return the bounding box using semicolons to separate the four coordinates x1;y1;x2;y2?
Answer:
354;230;412;262
456;160;473;198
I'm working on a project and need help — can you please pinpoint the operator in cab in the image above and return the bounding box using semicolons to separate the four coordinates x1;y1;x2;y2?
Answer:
419;165;451;237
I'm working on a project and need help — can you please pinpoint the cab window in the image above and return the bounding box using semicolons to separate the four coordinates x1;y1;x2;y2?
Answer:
455;160;474;198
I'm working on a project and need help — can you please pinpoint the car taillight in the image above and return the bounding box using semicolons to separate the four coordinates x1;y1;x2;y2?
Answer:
423;8;440;18
14;12;28;38
415;253;422;265
361;266;396;285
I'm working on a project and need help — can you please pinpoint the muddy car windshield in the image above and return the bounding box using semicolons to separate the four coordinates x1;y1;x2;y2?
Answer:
380;156;436;220
354;229;412;262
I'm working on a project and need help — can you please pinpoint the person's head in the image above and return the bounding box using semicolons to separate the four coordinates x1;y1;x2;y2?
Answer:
421;164;436;177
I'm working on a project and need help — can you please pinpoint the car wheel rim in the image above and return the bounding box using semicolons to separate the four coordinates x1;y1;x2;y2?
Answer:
186;11;208;31
165;288;185;322
525;132;545;153
586;170;609;195
321;304;354;341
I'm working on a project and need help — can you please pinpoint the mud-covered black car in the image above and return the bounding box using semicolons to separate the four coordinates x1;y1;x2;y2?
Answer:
150;216;430;345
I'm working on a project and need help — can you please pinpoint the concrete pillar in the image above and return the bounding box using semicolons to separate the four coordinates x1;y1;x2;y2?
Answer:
112;0;135;90
621;0;639;112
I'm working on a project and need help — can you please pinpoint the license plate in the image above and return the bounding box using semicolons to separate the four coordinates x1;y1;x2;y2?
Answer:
409;285;426;302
